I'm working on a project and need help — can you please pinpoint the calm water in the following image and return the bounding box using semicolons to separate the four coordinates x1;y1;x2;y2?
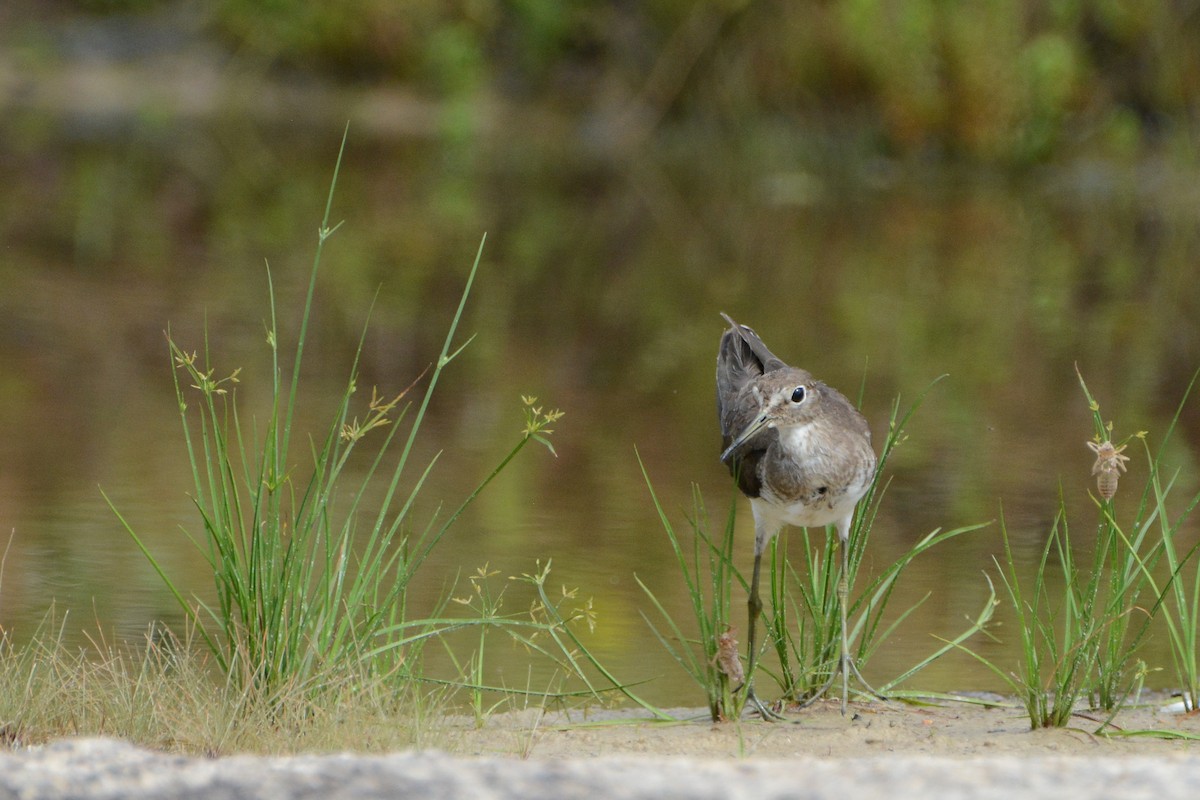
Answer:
3;66;1200;708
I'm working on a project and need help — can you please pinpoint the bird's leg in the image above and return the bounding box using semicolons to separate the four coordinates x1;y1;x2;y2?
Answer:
839;536;850;715
797;527;887;715
837;534;888;707
744;548;783;720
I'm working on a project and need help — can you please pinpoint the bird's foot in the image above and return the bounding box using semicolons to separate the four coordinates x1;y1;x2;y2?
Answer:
845;656;887;702
795;655;887;714
743;685;785;721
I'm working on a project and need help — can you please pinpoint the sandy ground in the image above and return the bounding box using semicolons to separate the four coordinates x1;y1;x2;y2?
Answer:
3;696;1198;799
441;693;1200;758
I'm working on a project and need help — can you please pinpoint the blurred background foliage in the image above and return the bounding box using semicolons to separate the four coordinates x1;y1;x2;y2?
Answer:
5;0;1199;165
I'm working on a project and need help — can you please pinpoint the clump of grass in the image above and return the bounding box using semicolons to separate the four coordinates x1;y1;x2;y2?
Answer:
636;464;740;721
104;131;571;710
1146;443;1200;711
1096;368;1200;712
957;369;1200;730
1078;370;1160;713
984;502;1104;728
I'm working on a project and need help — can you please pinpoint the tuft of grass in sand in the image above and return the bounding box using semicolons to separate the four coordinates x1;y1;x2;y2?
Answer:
93;131;630;733
956;368;1200;731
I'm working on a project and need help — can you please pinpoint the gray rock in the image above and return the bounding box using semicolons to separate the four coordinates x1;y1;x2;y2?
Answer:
1;738;1197;800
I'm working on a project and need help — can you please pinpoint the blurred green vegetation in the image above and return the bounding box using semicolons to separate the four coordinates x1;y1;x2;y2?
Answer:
6;0;1199;164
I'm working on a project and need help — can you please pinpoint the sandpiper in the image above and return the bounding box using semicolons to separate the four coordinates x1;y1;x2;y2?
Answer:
716;312;878;717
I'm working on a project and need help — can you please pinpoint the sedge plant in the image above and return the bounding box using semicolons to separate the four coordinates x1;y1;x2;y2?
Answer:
1078;369;1165;713
986;501;1105;728
636;458;741;722
1091;368;1200;712
956;369;1197;730
1138;434;1200;711
105;132;566;707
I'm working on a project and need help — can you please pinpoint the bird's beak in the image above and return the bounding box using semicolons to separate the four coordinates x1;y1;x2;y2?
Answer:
720;412;770;463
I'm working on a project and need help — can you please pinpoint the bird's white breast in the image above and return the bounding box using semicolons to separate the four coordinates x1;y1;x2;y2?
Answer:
754;420;873;534
779;422;817;455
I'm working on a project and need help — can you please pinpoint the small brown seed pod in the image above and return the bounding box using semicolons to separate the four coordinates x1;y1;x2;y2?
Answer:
715;626;744;687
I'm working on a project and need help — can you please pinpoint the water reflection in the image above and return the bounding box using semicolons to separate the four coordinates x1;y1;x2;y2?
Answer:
2;111;1199;707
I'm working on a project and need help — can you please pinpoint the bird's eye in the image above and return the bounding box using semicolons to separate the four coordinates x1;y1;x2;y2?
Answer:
791;386;806;403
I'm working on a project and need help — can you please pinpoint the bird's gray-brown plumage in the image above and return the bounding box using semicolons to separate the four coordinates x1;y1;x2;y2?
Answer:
716;312;877;717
